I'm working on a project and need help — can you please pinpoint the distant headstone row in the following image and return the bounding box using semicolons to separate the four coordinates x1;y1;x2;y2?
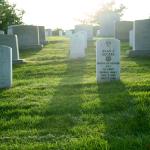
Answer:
8;25;47;50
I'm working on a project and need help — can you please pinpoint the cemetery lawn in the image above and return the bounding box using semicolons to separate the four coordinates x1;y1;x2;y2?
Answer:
0;37;150;150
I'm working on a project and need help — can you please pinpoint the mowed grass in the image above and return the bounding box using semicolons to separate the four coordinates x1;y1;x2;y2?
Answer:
0;36;150;150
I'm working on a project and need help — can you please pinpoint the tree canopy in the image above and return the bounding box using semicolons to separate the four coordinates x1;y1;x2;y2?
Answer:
0;0;25;32
93;1;126;25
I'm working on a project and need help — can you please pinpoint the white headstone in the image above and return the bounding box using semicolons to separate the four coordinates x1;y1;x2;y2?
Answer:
77;31;88;49
0;30;4;34
96;39;120;82
129;30;133;47
70;33;85;59
0;45;12;88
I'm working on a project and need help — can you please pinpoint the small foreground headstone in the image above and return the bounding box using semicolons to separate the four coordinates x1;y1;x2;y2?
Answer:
96;38;120;83
0;45;12;88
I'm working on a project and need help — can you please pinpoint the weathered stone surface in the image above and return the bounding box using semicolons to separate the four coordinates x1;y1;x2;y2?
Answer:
128;19;150;57
0;45;12;88
8;25;42;50
0;34;24;63
96;39;120;82
75;25;93;40
38;26;47;45
70;33;85;59
115;21;133;42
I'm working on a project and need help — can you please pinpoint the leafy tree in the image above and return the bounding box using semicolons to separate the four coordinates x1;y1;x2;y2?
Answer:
0;0;25;32
93;1;126;24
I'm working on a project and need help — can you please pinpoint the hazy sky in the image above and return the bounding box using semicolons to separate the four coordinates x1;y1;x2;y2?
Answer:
8;0;150;29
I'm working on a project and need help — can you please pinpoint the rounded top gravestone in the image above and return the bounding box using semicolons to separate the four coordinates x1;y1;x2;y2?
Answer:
70;32;85;59
96;38;120;82
77;31;88;49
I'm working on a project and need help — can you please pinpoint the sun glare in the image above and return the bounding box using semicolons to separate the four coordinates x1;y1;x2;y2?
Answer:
8;0;150;29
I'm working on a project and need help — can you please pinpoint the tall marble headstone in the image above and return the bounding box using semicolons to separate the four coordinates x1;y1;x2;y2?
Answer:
0;30;4;34
96;39;120;82
115;21;133;42
75;25;93;40
0;34;23;63
0;45;12;88
129;30;133;47
128;19;150;56
8;25;42;50
70;33;85;59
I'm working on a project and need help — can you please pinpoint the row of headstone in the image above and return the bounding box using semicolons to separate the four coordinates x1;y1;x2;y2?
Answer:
97;19;133;42
8;25;47;50
0;25;48;89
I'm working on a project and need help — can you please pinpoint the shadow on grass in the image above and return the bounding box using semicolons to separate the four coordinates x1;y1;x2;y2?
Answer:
97;81;150;150
36;58;86;134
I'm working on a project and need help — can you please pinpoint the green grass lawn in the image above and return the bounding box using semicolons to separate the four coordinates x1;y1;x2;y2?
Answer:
0;36;150;150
